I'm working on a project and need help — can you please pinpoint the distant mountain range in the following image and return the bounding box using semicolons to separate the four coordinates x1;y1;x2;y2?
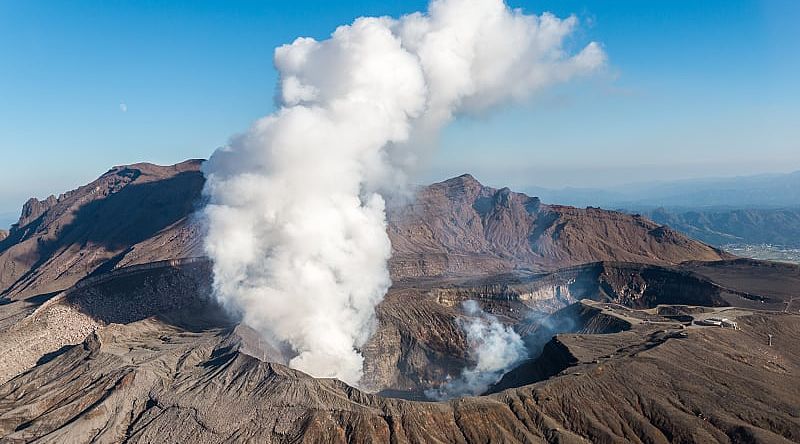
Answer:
641;207;800;248
525;171;800;248
526;170;800;209
6;169;799;249
2;161;796;442
0;166;728;300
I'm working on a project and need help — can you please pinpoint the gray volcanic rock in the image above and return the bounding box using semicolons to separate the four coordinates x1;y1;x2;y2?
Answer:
0;162;729;301
1;161;796;443
16;195;58;229
387;174;730;279
0;160;204;300
0;294;797;443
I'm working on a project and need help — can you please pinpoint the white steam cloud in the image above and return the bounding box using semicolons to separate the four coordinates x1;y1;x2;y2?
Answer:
426;300;527;399
202;0;604;386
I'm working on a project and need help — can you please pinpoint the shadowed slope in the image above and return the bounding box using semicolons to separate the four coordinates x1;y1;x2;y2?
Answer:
388;174;730;279
0;160;205;300
0;308;797;443
0;162;731;301
0;162;797;443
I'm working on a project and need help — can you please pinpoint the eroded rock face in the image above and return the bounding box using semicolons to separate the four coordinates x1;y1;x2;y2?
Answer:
0;296;99;385
1;162;729;301
0;160;205;300
0;299;797;443
388;174;730;278
0;161;796;443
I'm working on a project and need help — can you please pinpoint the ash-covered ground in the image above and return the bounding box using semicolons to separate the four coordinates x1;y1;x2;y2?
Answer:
0;162;798;442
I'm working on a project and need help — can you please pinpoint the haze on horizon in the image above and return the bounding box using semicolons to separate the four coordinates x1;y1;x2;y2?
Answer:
1;0;799;227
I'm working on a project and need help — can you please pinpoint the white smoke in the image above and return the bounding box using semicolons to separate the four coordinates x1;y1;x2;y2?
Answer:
202;0;605;386
426;300;527;399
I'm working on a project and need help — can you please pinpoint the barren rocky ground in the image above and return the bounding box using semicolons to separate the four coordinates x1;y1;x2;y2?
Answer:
0;161;797;443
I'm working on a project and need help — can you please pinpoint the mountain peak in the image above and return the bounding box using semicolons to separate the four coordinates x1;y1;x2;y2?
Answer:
440;173;482;187
433;173;486;192
103;159;204;180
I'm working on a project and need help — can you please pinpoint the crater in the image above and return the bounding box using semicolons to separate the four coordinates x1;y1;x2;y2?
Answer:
47;258;773;401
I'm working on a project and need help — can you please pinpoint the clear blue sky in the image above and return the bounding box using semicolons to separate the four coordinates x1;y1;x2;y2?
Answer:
1;0;799;226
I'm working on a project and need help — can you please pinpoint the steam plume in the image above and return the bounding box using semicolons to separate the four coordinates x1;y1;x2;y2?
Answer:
202;0;604;386
426;300;527;399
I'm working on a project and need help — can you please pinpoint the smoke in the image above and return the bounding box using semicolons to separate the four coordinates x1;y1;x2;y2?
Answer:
521;307;579;358
202;0;605;386
426;300;527;399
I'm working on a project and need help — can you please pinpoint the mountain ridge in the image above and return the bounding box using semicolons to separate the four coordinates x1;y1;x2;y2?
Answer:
1;161;729;300
0;161;798;443
641;206;800;248
526;169;800;209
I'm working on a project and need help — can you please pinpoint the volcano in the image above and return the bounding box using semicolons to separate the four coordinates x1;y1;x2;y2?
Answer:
0;161;798;443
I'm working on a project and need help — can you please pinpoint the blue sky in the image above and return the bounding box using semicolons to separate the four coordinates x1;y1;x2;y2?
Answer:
1;0;799;225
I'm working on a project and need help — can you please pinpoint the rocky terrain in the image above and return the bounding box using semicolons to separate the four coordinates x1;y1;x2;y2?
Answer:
388;174;729;279
0;161;797;443
0;163;729;301
0;160;204;300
